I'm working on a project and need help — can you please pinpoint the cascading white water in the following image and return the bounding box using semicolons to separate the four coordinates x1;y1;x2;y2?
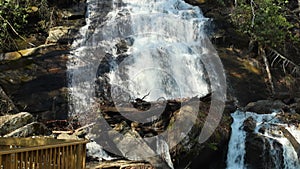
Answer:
106;0;210;101
67;0;216;164
226;110;248;169
68;0;210;115
227;110;300;169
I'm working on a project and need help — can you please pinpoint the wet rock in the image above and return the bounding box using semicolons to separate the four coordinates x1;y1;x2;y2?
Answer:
243;116;256;132
92;97;232;168
116;39;129;54
258;126;266;134
245;133;284;169
0;112;33;136
4;122;50;137
245;100;287;114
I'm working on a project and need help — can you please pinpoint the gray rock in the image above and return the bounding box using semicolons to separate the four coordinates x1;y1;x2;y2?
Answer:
245;133;284;169
4;122;50;137
243;116;256;132
245;100;287;114
0;112;33;136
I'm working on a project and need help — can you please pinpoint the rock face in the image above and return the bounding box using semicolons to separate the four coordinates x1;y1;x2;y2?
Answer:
89;96;232;169
0;0;86;121
245;133;284;169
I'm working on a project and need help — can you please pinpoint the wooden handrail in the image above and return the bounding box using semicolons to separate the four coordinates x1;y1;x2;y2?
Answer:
0;139;89;155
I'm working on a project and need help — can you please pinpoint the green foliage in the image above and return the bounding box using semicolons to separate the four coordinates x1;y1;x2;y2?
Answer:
0;0;50;52
0;0;28;51
231;0;295;48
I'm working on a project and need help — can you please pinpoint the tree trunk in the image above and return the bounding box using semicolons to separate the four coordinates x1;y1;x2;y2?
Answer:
259;46;275;95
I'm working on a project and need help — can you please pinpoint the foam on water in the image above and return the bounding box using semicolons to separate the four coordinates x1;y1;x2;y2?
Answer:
67;0;212;163
227;110;300;169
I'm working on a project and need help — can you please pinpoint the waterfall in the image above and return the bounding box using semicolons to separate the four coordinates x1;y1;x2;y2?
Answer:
68;0;212;117
227;110;300;169
106;0;210;101
68;0;226;166
226;111;248;169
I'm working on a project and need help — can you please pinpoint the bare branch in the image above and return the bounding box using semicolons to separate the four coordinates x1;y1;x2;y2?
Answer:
0;14;36;47
250;0;256;28
267;47;300;76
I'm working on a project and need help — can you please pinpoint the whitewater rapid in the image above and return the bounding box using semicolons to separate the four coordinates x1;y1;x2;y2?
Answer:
227;110;300;169
67;0;226;166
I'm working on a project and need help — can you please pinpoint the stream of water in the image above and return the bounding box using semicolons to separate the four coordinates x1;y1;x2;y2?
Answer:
68;0;212;115
67;0;218;165
227;110;300;169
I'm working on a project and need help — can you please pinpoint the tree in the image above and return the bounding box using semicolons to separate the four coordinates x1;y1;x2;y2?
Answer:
231;0;300;94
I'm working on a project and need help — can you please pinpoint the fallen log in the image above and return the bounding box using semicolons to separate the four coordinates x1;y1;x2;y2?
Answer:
0;43;56;61
280;126;300;158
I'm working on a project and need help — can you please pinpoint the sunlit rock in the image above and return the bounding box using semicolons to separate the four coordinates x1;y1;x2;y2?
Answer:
0;112;33;136
4;122;50;137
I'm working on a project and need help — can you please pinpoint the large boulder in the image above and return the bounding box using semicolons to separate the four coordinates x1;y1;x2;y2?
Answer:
245;100;287;114
4;122;50;137
0;112;33;136
245;133;284;169
243;116;256;132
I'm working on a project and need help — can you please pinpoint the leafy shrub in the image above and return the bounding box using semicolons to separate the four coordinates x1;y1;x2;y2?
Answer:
231;0;295;48
0;0;50;52
0;0;28;51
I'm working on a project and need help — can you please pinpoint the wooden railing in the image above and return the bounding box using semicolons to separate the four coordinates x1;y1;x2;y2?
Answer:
0;137;88;169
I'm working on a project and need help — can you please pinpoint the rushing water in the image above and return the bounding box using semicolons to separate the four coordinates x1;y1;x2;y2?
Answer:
227;110;300;169
67;0;221;165
68;0;212;117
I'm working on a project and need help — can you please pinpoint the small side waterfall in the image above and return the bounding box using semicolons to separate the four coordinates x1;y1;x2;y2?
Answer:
226;111;248;169
227;110;300;169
